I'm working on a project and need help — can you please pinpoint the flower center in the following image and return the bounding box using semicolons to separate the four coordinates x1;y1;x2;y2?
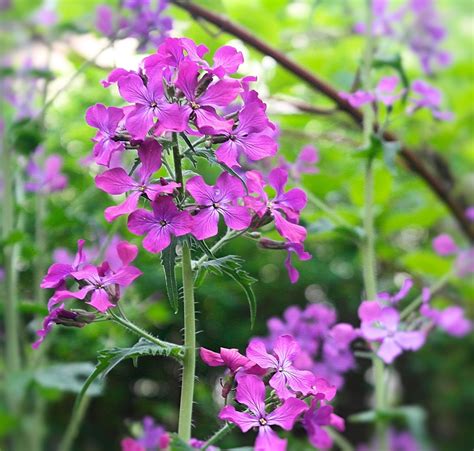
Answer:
190;101;200;110
159;219;168;227
139;185;146;192
212;202;220;209
150;101;158;108
259;418;267;426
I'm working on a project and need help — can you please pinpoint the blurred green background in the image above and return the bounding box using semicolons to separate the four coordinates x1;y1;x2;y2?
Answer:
1;0;473;450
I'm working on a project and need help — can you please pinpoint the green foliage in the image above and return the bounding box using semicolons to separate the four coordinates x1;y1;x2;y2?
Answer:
161;238;179;313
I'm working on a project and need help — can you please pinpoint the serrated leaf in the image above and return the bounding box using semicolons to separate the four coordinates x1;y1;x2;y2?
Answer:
74;338;183;411
202;256;257;329
161;238;179;313
35;362;103;396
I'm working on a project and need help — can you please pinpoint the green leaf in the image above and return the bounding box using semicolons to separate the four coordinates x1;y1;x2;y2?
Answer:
202;256;257;329
354;134;383;161
161;238;179;313
348;409;377;423
34;362;103;396
74;338;183;410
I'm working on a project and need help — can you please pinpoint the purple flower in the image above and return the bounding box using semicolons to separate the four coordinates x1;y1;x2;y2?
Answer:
32;304;66;349
303;403;345;450
219;374;307;451
186;172;251;240
465;206;474;222
279;145;319;181
200;347;249;373
359;303;425;364
407;80;453;121
128;196;193;253
95;139;179;221
175;60;241;134
209;45;244;78
118;71;187;138
246;335;315;399
246;169;307;244
25;147;68;193
421;290;472;337
215;96;277;167
85;103;126;166
68;262;141;313
41;239;87;289
96;5;116;37
284;242;312;283
432;233;458;255
378;278;413;304
374;76;404;106
408;0;451;75
339;90;375;108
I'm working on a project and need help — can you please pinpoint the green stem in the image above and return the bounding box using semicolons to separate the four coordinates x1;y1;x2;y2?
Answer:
193;229;239;270
172;132;184;199
327;428;355;451
360;1;388;449
178;242;196;441
2;142;21;399
58;396;91;451
34;190;47;304
202;423;234;450
110;311;184;359
306;190;352;228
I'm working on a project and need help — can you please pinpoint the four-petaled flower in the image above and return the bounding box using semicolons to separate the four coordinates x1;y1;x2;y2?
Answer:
128;196;193;253
186;172;251;240
246;335;315;399
219;374;307;451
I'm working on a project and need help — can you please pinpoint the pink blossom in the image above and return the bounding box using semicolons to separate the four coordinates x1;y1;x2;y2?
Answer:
85;103;125;166
303;403;345;450
407;80;453;121
127;196;193;253
359;304;425;364
339;90;375;108
186;172;251;240
209;45;244;78
219;374;307;451
279;145;319;181
25;147;68;193
200;347;249;373
95;139;179;221
432;234;458;255
246;335;315;399
118;71;187;138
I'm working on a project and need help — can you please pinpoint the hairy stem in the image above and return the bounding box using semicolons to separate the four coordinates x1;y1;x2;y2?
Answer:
178;241;196;441
172;132;184;200
203;423;234;450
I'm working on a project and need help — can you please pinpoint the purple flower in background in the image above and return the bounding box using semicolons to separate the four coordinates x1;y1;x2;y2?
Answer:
303;403;345;450
407;80;453;121
359;303;425;364
25;147;68;193
279;145;319;181
219;374;307;451
95;139;179;221
246;335;315;399
175;60;241;134
35;7;58;26
32;304;66;349
121;417;170;451
215;95;277;167
432;233;458;255
408;0;452;74
466;207;474;222
186;172;251;240
374;76;404;106
354;0;404;37
128;196;193;253
96;5;116;37
339;90;375;108
86;103;125;166
118;72;187;138
421;289;472;337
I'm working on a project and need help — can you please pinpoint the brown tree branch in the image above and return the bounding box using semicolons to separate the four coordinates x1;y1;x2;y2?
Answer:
170;0;474;241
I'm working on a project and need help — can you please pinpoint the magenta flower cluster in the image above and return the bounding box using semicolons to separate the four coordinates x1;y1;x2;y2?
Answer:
33;239;142;348
85;37;309;277
201;334;344;450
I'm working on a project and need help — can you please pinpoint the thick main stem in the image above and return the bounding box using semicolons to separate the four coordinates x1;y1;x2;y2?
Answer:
178;242;196;441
